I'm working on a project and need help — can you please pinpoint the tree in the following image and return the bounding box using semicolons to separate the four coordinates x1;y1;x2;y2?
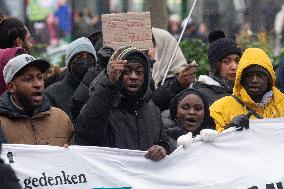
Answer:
144;0;168;30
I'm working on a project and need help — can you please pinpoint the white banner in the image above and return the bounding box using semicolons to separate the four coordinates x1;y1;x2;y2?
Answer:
2;118;284;189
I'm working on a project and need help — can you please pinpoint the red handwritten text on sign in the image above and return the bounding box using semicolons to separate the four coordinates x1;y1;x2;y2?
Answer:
102;12;152;50
105;20;145;30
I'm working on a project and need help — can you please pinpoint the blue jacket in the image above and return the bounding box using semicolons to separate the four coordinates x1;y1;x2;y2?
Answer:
276;57;284;93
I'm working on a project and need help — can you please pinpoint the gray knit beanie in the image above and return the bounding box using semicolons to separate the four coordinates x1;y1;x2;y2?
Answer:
65;37;97;67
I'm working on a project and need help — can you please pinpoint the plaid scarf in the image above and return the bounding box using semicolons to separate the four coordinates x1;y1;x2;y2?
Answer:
209;72;234;91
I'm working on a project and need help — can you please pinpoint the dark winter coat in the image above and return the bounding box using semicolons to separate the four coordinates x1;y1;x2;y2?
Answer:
152;77;186;112
75;70;171;154
70;46;114;120
276;57;284;93
0;145;22;189
193;75;233;106
152;75;233;112
161;110;187;149
45;71;80;120
70;65;104;120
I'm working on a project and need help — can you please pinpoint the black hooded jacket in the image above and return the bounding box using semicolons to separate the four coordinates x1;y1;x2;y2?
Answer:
75;50;171;154
69;65;103;120
45;71;80;120
152;76;233;112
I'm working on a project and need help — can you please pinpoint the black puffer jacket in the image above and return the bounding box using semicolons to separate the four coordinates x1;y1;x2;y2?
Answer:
152;75;233;111
76;52;171;153
193;83;232;106
0;145;22;189
45;71;80;120
152;77;185;112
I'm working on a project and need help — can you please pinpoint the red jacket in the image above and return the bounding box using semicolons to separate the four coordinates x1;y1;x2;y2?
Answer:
0;48;26;95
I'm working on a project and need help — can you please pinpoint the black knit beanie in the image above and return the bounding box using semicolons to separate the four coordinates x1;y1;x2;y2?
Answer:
208;30;242;73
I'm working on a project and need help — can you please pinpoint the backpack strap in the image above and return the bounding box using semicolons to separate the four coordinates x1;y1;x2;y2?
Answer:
231;95;263;119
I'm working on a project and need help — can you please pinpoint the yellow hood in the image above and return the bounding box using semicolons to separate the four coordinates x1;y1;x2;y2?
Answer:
233;48;276;106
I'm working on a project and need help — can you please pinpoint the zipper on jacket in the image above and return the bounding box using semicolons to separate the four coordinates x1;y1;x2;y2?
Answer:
134;110;141;148
30;119;37;145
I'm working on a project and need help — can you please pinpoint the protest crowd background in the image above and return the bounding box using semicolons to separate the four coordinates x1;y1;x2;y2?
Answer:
1;0;284;188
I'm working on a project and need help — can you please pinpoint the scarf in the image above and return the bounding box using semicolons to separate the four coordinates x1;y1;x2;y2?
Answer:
209;72;234;91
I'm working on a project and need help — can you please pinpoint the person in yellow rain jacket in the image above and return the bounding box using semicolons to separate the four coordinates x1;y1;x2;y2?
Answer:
210;48;284;133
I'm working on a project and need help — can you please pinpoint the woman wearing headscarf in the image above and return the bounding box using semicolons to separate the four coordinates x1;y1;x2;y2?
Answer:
165;88;215;148
149;27;189;87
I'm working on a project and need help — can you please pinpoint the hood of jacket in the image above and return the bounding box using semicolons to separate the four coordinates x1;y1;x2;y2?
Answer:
64;70;81;89
151;27;187;87
233;48;276;107
105;47;152;105
0;91;51;119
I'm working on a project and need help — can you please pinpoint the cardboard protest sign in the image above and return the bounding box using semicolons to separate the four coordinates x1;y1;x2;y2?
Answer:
102;12;152;50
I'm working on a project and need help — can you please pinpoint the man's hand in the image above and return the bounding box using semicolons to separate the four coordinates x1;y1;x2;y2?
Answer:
145;145;166;161
178;63;197;88
97;46;115;68
107;60;127;84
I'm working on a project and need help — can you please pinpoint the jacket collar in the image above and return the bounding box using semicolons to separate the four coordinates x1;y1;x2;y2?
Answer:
0;91;51;119
64;71;81;88
198;75;221;87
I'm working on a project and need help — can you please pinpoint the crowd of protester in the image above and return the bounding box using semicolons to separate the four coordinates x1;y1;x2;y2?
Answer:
1;13;284;188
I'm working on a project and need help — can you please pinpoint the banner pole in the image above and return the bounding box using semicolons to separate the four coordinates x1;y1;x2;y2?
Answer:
160;0;198;86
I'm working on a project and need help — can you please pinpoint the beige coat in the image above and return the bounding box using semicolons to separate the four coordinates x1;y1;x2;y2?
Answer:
0;107;74;146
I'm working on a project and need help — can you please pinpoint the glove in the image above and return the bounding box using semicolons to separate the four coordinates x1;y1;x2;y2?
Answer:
227;111;254;131
177;132;193;149
97;46;115;69
200;129;218;142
